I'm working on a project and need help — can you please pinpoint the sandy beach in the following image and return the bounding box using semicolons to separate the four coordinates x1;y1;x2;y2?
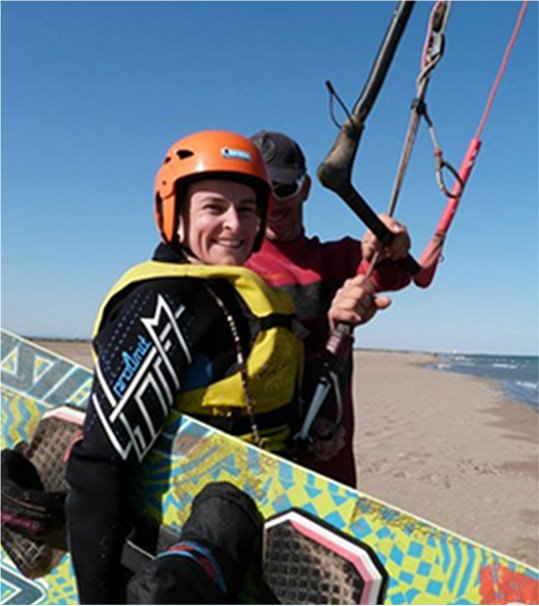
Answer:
32;340;539;568
353;350;538;568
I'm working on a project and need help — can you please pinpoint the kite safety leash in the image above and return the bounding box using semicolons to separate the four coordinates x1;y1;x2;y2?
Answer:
388;0;459;224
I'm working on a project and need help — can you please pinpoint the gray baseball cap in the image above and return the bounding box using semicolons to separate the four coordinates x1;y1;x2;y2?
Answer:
250;131;306;184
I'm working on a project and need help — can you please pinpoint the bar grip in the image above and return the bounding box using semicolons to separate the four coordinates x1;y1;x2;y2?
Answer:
319;159;421;275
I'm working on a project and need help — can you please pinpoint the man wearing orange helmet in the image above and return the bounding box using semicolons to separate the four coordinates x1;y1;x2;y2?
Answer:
247;130;412;488
65;131;304;604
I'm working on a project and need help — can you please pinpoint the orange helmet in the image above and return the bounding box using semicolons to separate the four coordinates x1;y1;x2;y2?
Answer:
154;130;271;251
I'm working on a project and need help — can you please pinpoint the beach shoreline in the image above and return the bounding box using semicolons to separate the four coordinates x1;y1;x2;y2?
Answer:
31;339;539;567
353;349;538;568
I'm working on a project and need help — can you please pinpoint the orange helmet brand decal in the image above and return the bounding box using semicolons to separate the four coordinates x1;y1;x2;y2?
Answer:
221;148;251;162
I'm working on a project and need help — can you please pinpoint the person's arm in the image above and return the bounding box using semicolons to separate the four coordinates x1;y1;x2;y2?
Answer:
65;430;128;604
66;280;199;604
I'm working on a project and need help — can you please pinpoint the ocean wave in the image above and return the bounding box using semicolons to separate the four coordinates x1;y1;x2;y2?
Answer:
430;354;538;410
515;380;538;390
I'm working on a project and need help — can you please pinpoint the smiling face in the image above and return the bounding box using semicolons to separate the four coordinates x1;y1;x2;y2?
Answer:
265;175;311;242
266;195;304;242
179;179;260;266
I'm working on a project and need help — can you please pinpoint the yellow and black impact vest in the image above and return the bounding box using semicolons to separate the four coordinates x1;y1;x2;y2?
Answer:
93;261;304;453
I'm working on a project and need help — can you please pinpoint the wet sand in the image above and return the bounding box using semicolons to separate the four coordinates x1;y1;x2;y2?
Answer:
353;350;538;568
33;340;539;567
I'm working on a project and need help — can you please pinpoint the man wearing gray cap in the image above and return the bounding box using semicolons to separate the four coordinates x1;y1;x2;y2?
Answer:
247;130;411;487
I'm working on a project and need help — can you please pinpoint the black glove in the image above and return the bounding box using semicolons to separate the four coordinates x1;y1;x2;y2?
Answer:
127;482;279;604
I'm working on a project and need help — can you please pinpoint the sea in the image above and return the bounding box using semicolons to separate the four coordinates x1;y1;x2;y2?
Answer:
428;353;539;411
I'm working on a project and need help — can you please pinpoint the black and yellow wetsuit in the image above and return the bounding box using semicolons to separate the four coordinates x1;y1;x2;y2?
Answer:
65;243;303;604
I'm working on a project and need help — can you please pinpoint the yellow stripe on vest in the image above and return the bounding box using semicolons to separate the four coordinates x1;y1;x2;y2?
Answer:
94;261;295;333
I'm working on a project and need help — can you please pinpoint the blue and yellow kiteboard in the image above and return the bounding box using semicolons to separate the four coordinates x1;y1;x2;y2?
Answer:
1;329;538;605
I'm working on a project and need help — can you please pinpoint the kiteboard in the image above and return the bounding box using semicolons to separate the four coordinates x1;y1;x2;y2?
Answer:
1;328;538;605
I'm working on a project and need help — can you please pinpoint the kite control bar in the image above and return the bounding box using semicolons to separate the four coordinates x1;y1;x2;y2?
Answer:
296;1;417;446
317;0;420;275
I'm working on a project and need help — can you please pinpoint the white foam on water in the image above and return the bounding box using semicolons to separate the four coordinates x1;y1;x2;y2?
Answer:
516;380;538;390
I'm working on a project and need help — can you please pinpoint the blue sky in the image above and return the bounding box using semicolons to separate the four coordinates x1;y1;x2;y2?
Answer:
2;1;537;355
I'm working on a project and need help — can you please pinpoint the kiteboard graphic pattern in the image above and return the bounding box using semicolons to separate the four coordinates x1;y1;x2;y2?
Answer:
1;329;538;605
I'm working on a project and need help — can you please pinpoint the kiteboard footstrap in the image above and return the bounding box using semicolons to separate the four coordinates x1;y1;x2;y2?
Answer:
0;406;83;578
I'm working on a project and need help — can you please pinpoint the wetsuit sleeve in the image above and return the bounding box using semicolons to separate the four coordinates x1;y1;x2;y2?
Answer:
328;236;411;292
66;280;200;604
358;257;412;292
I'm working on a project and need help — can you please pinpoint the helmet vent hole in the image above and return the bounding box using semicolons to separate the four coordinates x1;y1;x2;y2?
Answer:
176;149;194;160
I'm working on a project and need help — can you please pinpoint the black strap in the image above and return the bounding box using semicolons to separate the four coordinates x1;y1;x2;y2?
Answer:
191;402;293;436
258;314;292;330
